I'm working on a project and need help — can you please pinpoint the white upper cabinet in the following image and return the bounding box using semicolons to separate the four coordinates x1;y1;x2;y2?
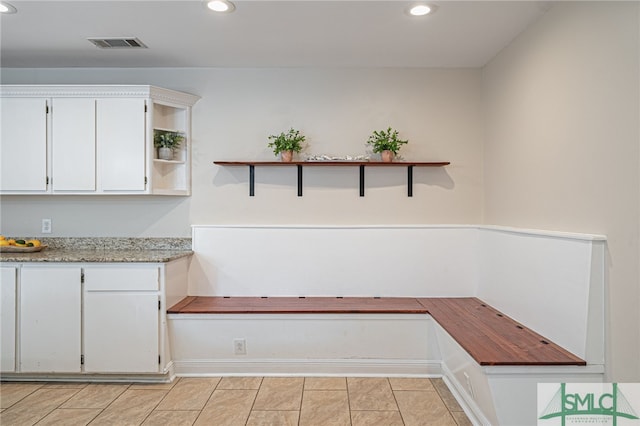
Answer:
0;85;200;195
0;98;48;192
97;98;147;192
51;98;97;192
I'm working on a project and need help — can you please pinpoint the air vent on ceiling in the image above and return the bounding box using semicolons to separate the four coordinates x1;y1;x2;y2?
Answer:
87;37;148;49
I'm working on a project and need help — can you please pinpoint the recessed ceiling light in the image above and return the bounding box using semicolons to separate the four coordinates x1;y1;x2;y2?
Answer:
207;0;235;13
0;1;17;14
407;4;437;17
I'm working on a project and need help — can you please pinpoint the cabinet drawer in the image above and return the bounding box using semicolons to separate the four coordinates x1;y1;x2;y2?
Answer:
84;267;159;291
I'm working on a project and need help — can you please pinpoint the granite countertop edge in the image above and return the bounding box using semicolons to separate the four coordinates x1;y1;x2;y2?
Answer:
0;249;194;263
0;237;193;263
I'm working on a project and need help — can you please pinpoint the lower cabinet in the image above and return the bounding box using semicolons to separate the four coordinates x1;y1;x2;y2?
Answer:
0;261;183;377
83;266;160;373
1;266;17;372
20;266;82;372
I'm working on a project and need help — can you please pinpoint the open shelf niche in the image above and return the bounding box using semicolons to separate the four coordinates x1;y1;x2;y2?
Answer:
151;102;190;195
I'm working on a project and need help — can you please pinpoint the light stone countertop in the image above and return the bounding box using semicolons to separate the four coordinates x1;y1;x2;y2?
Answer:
0;237;193;263
0;249;193;263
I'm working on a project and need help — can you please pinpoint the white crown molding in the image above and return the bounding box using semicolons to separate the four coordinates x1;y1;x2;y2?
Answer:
0;85;200;106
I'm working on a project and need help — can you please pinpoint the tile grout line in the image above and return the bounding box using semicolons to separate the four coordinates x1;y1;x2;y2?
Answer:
86;382;133;425
33;385;84;425
243;376;262;426
298;377;304;426
345;377;352;426
138;382;176;426
347;377;353;426
388;378;407;426
189;389;209;425
0;382;44;411
430;378;461;425
190;377;221;426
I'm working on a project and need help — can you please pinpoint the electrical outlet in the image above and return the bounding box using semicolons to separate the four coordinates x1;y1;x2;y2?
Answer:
233;338;246;355
42;219;52;234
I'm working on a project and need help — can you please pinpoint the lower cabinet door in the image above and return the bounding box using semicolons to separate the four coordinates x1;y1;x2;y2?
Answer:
84;292;159;373
1;267;17;372
20;266;81;372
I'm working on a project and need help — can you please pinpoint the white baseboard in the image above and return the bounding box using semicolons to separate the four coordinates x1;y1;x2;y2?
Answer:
173;358;442;377
441;362;493;426
0;372;173;383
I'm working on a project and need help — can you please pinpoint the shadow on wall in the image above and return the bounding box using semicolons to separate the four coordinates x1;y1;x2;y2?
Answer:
212;165;454;193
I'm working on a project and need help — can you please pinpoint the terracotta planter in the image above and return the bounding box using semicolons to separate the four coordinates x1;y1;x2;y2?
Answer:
381;150;394;163
281;150;294;162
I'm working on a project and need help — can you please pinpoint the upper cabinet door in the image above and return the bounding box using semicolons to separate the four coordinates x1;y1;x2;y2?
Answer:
52;98;96;192
0;98;48;192
97;98;146;192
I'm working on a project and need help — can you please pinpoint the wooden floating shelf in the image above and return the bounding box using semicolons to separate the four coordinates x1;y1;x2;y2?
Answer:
214;161;450;167
214;160;450;197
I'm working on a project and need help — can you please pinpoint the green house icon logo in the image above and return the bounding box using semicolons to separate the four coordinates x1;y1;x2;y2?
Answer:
539;383;639;425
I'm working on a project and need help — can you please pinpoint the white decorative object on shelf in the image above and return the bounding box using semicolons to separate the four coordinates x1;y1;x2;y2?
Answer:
306;154;370;162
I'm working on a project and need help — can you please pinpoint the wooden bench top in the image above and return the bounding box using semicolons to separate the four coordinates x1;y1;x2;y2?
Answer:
168;296;427;314
167;296;586;367
417;298;586;366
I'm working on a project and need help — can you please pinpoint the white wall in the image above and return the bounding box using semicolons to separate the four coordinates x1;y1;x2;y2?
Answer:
483;2;640;382
189;225;478;297
0;68;483;236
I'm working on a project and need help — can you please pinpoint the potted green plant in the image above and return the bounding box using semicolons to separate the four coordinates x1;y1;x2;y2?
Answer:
267;128;306;162
154;130;185;160
366;127;408;162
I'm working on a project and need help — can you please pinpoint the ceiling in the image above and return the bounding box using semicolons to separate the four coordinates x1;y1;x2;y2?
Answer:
0;0;550;68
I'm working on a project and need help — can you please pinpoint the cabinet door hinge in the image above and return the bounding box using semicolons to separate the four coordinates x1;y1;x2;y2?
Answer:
46;103;50;114
144;103;148;113
81;355;85;365
46;176;49;186
158;300;161;310
144;176;148;186
81;271;85;283
158;355;161;364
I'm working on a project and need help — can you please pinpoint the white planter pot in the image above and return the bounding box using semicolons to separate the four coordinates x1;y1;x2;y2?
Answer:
158;147;173;160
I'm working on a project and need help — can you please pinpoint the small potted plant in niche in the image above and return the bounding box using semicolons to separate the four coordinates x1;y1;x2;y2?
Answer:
267;128;306;162
154;130;185;161
366;127;408;162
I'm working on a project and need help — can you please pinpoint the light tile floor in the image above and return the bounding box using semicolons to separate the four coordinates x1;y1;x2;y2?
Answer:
0;377;472;426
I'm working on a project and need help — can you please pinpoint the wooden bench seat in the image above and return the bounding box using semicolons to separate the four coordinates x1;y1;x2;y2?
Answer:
167;296;427;314
167;296;585;367
417;298;586;366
